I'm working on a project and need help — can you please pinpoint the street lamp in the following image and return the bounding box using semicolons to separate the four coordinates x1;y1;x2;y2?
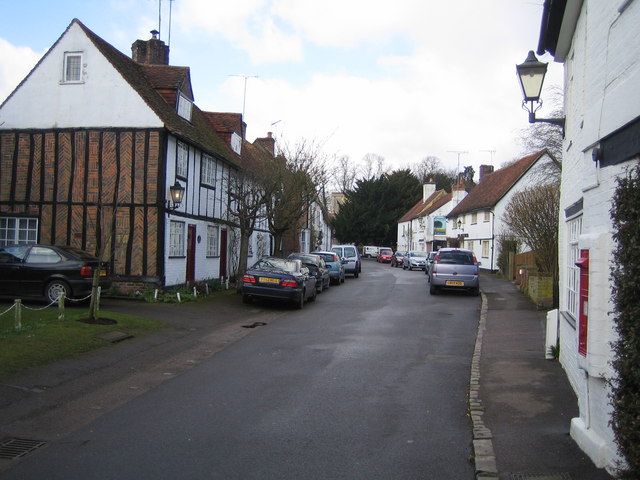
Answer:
516;50;565;130
167;180;185;211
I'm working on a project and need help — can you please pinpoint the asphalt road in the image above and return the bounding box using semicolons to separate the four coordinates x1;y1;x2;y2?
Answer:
1;260;481;480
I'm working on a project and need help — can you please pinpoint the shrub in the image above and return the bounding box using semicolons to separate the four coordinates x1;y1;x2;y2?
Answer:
610;162;640;478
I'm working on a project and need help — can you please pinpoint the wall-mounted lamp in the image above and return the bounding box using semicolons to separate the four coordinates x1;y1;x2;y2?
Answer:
516;50;565;131
457;219;463;230
167;180;185;211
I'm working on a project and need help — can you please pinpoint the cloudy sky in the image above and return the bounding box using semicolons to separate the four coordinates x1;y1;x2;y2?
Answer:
0;0;562;177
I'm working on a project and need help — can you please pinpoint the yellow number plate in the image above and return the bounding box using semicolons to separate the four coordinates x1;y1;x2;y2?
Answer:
259;277;280;284
99;269;107;277
446;280;464;286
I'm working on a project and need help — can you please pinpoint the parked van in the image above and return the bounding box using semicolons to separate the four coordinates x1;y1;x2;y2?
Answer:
363;246;379;258
331;244;361;278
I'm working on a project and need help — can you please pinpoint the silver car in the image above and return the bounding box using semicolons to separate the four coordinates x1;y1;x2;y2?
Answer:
402;250;428;270
429;248;480;296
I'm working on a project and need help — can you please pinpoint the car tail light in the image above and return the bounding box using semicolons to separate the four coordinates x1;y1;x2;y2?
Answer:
243;274;256;284
80;266;93;277
281;279;298;287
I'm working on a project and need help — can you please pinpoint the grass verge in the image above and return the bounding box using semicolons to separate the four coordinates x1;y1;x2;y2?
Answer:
0;303;164;378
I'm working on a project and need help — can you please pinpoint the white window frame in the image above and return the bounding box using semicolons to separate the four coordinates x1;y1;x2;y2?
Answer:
0;217;38;246
169;220;185;257
177;93;192;121
566;215;583;319
176;141;189;178
482;240;490;258
202;154;216;187
206;225;219;257
484;211;491;222
62;52;83;83
471;212;477;224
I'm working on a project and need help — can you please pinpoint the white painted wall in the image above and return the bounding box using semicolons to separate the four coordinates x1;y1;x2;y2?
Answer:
0;22;162;129
556;0;640;472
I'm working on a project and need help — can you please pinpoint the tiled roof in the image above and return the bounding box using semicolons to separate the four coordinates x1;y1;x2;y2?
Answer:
447;150;549;217
74;19;240;168
398;190;451;222
202;112;243;135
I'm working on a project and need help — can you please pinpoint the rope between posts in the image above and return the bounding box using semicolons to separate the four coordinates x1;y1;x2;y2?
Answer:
20;298;60;311
0;303;17;317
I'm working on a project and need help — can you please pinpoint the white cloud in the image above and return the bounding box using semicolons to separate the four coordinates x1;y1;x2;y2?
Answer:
0;39;42;104
174;0;302;63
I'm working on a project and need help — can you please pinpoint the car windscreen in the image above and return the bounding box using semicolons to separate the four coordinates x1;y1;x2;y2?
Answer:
314;253;336;262
253;258;299;273
380;249;392;254
344;247;357;257
437;252;474;265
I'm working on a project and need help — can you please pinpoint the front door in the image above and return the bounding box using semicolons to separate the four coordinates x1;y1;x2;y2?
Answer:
220;228;227;279
186;224;196;284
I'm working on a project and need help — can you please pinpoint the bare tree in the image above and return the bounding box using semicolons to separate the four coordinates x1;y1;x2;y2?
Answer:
226;142;272;283
265;138;328;256
360;153;386;180
332;154;358;193
412;156;442;182
517;85;564;180
502;181;560;304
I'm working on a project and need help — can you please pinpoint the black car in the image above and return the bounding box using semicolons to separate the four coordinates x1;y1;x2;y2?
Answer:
287;253;331;293
242;256;317;309
0;244;111;303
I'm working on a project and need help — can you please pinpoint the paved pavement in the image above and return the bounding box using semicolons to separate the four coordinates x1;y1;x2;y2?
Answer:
0;276;615;479
474;274;613;480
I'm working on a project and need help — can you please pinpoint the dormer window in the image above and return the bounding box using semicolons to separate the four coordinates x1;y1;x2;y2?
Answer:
231;132;242;155
62;52;83;83
177;92;192;121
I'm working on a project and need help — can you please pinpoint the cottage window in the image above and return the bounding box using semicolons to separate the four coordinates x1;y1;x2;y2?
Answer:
63;52;83;83
176;141;188;178
482;240;490;258
177;93;192;122
169;220;185;257
566;216;583;319
0;217;38;246
206;225;219;257
484;211;491;222
202;154;216;187
471;212;477;224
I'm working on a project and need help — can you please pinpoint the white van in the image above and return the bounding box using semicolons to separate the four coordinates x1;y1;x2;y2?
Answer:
363;246;379;258
331;245;361;278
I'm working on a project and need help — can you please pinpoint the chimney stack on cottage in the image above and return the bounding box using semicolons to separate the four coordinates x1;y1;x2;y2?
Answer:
479;164;494;183
422;179;436;202
131;30;170;65
254;132;276;156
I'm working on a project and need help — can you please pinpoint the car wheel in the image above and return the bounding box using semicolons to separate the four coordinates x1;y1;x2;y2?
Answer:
296;291;305;309
45;280;71;303
242;294;251;304
429;283;438;295
354;271;359;278
325;279;330;290
341;274;345;284
402;264;406;270
309;288;317;302
470;286;480;296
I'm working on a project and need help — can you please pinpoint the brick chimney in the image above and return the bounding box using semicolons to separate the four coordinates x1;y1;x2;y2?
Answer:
254;132;276;156
132;30;169;65
479;164;494;183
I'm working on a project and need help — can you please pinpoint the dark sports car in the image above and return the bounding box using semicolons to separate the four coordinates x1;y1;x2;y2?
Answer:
0;244;110;303
242;256;317;309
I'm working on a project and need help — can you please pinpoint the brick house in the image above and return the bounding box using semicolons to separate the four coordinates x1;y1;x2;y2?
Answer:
447;150;558;271
0;18;263;289
535;1;640;472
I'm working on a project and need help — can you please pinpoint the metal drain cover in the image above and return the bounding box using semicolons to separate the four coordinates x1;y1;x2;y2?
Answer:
511;474;572;480
0;438;46;459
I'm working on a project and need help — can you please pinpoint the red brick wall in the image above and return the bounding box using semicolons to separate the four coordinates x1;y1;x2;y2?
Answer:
0;129;164;281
